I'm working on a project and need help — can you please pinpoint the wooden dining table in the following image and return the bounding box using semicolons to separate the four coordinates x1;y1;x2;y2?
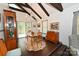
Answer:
26;35;44;51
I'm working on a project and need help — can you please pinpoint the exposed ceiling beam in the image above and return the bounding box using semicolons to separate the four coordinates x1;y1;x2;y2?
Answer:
25;3;42;19
32;16;37;21
49;3;63;12
15;3;30;15
9;3;30;15
19;3;42;19
9;6;30;15
19;3;29;8
38;3;49;16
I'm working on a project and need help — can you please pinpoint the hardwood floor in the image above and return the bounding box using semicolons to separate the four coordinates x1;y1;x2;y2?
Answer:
22;41;62;56
49;43;72;56
21;40;72;56
50;45;69;56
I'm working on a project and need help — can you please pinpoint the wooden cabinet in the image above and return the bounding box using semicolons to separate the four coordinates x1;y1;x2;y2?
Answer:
3;10;17;51
46;31;59;44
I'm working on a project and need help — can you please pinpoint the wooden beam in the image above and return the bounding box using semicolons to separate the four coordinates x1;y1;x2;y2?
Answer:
15;3;30;15
38;3;49;16
49;3;63;12
19;3;42;19
25;3;42;19
18;3;29;8
9;6;30;15
32;16;37;21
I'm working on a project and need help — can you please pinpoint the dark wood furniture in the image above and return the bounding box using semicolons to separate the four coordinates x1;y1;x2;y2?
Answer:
46;31;59;44
3;10;17;51
0;39;7;56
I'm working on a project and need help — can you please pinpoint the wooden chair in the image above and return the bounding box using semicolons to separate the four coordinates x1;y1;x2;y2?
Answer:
0;39;21;56
37;32;42;48
31;32;35;49
0;39;7;56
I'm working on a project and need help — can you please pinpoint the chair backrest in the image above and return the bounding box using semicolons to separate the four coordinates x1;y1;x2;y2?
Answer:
37;32;42;39
31;31;34;36
37;32;42;36
0;39;7;56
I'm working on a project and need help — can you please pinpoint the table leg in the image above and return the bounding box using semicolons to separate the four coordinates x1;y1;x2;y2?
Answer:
31;37;35;49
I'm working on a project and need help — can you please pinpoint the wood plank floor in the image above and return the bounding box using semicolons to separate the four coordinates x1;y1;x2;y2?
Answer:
50;45;67;56
22;41;62;56
50;45;72;56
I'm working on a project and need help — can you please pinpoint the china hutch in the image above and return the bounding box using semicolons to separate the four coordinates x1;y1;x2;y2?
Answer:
3;10;17;51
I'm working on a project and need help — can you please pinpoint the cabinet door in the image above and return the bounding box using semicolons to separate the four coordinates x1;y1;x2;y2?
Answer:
4;10;17;51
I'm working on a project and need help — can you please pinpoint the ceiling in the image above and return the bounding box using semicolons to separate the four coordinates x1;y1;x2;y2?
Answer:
8;3;78;21
8;3;63;21
8;3;79;21
62;3;77;9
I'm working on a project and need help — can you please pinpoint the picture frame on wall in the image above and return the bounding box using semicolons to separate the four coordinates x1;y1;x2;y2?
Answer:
33;24;36;27
50;22;59;30
37;21;42;32
37;23;40;28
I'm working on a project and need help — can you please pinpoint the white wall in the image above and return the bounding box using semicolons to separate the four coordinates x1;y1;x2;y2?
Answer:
0;3;9;39
16;11;27;22
42;3;79;46
59;4;79;46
